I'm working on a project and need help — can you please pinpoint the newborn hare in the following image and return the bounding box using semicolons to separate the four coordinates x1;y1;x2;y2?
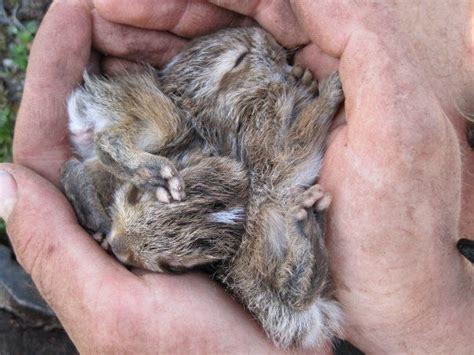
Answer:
62;27;344;349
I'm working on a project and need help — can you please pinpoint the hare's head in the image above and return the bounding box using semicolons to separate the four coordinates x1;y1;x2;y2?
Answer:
107;181;246;272
160;27;296;114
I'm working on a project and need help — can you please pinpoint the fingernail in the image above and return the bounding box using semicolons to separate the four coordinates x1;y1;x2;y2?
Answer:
0;170;18;223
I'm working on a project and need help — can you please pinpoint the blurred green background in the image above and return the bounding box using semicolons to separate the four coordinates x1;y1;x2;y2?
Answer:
1;0;51;236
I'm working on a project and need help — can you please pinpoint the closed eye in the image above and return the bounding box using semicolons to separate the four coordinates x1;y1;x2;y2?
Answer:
233;51;249;69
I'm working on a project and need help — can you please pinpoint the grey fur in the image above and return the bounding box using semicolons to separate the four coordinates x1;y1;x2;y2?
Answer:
62;27;345;349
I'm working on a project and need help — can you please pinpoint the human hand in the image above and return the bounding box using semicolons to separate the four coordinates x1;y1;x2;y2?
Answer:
4;1;307;353
91;0;474;352
287;3;473;353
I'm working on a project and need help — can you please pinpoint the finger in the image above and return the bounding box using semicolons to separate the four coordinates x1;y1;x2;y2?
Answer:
289;0;390;57
209;0;308;47
13;0;93;185
94;0;254;38
92;10;188;67
101;57;148;76
0;164;135;341
290;1;452;158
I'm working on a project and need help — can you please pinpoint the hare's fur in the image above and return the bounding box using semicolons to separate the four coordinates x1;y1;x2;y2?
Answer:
62;27;344;349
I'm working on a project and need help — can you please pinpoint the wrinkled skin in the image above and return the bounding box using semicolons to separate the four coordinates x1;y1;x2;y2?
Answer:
1;0;472;353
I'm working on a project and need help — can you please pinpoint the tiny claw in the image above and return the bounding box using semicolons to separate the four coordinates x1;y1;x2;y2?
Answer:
292;65;304;79
302;192;324;208
168;177;185;201
156;187;171;203
170;189;185;201
161;166;174;179
290;205;308;221
301;69;313;85
308;80;319;96
93;232;104;242
316;195;331;211
168;176;182;191
100;238;111;251
295;209;308;221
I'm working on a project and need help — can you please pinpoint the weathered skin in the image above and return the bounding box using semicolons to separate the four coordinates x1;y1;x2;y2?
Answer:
2;0;472;354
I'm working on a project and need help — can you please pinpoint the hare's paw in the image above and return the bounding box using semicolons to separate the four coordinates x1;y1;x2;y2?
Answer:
132;156;185;202
267;185;331;309
292;65;318;95
289;184;331;221
319;72;344;108
93;232;111;251
303;184;331;211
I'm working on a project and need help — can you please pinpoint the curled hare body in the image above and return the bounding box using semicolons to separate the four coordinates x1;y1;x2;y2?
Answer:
62;27;345;349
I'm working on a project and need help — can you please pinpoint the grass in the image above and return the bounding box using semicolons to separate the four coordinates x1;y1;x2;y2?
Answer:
0;19;38;235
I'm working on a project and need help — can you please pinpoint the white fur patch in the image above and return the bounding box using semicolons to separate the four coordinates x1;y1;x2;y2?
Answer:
300;298;344;349
67;90;109;134
193;47;248;98
67;91;89;132
214;49;247;77
67;89;115;158
208;207;245;224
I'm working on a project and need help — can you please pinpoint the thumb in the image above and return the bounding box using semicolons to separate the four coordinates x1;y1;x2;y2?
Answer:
0;163;131;335
0;170;17;223
0;163;87;274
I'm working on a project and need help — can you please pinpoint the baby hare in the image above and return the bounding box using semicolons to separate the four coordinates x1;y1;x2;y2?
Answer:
62;27;345;349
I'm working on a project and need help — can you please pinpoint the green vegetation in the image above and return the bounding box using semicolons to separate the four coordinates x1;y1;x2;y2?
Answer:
0;19;38;235
0;88;13;162
6;20;38;70
0;20;38;163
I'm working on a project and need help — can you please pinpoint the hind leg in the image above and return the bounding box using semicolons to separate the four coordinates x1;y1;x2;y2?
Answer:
287;72;344;150
222;182;339;345
222;187;340;348
229;185;333;307
275;184;333;306
68;70;191;201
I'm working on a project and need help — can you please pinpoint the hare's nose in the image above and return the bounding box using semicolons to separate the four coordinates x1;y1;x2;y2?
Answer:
107;231;133;265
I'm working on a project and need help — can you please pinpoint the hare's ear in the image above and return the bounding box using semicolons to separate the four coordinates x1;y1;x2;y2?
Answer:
120;184;155;206
125;185;141;205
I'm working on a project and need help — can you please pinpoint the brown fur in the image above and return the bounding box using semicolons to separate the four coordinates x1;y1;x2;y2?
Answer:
62;27;344;349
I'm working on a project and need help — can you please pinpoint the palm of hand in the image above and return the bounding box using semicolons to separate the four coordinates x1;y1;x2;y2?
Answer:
7;0;472;353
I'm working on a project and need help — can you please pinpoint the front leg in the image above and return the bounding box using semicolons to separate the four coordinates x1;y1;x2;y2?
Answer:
67;69;190;201
95;121;185;201
287;71;344;150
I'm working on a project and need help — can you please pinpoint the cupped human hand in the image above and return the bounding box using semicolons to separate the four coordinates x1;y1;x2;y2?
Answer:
288;3;473;353
7;0;473;353
92;0;474;353
4;1;310;353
